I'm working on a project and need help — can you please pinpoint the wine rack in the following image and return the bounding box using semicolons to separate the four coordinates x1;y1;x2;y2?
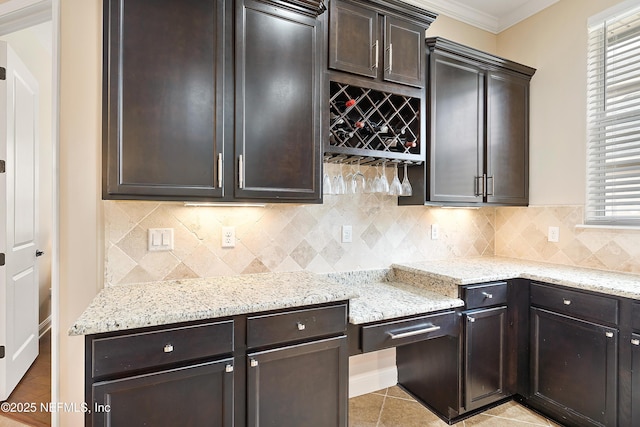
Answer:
327;81;423;163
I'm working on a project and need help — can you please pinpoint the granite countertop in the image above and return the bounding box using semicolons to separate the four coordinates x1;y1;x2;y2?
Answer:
69;271;358;336
393;257;640;300
322;270;464;325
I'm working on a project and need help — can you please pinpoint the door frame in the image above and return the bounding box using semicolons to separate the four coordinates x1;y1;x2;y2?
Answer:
0;1;59;426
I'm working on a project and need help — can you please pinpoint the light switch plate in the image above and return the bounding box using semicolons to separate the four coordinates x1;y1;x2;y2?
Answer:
148;228;174;251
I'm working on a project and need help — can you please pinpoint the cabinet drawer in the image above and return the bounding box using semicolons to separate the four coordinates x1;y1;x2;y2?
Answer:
92;320;234;379
530;282;618;325
463;282;507;309
361;311;458;353
247;304;347;349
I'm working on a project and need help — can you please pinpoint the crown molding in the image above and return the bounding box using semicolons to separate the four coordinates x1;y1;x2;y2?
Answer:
409;0;559;34
0;0;51;36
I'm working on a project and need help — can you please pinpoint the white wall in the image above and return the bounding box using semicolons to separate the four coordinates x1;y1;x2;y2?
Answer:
497;0;627;206
58;0;102;425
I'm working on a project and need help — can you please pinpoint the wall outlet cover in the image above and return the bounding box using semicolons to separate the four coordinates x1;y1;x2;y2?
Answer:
222;226;236;248
548;226;560;243
342;225;353;243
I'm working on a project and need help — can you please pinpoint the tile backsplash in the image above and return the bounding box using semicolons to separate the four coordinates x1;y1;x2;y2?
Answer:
104;165;495;286
104;166;640;287
495;205;640;274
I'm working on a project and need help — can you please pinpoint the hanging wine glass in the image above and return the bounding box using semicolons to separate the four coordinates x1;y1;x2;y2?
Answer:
380;161;390;194
401;163;412;196
352;159;366;194
389;163;403;196
323;171;333;195
333;163;346;195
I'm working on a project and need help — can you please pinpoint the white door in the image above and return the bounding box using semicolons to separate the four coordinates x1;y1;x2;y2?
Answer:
0;41;40;401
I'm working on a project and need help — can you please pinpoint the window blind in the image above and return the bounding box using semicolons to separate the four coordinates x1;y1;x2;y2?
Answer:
586;6;640;225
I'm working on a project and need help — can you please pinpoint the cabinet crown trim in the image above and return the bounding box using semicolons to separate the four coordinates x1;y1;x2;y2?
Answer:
427;37;536;78
343;0;437;26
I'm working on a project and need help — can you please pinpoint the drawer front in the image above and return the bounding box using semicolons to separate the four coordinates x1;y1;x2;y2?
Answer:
530;282;618;325
247;304;347;349
361;311;458;353
92;320;234;378
632;303;640;331
463;282;508;309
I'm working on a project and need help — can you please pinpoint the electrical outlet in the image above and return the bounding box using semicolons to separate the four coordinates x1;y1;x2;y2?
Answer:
548;226;560;243
222;226;236;248
148;228;174;252
431;224;439;240
342;225;353;243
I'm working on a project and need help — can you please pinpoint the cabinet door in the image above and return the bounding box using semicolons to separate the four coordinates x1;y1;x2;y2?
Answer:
429;54;484;203
103;0;224;199
486;71;530;205
464;306;509;411
632;333;640;427
328;0;378;78
235;0;321;201
92;359;234;427
530;308;617;427
247;336;348;427
383;16;424;88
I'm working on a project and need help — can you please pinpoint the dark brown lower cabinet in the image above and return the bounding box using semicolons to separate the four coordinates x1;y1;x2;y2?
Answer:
92;359;234;427
529;307;618;427
463;306;508;411
246;336;348;427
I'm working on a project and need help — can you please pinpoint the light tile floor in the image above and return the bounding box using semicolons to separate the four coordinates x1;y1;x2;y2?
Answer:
350;386;563;427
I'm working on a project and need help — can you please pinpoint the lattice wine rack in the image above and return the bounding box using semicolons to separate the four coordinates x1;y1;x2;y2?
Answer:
327;81;423;163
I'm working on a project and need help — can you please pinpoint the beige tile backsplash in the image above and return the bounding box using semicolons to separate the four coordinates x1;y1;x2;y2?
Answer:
104;165;495;286
104;166;640;286
495;205;640;274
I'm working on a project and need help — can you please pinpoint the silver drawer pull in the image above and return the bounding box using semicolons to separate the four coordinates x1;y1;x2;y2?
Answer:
225;364;234;373
606;331;614;338
250;359;258;368
163;344;174;353
468;316;476;323
387;324;441;340
297;322;306;331
482;292;493;299
632;339;640;346
563;299;571;305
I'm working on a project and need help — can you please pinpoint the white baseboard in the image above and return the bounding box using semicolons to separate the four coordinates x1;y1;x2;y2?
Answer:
349;365;398;398
39;315;52;338
348;348;398;398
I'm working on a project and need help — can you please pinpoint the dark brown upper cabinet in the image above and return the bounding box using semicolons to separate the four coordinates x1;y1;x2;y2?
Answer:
328;0;435;89
103;0;225;200
103;0;325;203
234;0;323;201
400;37;536;207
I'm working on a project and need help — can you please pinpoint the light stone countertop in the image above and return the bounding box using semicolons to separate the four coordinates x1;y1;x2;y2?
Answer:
322;269;464;324
393;257;640;300
69;271;358;336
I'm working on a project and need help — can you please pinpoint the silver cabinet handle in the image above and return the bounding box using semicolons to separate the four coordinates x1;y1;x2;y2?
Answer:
605;331;614;338
468;316;476;323
225;364;234;373
563;299;571;305
482;292;493;299
386;43;393;72
632;339;640;346
250;359;258;368
486;175;495;196
372;40;379;69
475;176;485;197
163;344;174;353
217;153;223;188
238;154;244;189
387;324;440;340
297;322;306;331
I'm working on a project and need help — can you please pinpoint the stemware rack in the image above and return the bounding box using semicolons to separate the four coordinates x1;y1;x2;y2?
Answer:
326;81;423;164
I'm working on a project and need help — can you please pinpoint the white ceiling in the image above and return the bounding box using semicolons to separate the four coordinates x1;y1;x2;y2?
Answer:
410;0;560;33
